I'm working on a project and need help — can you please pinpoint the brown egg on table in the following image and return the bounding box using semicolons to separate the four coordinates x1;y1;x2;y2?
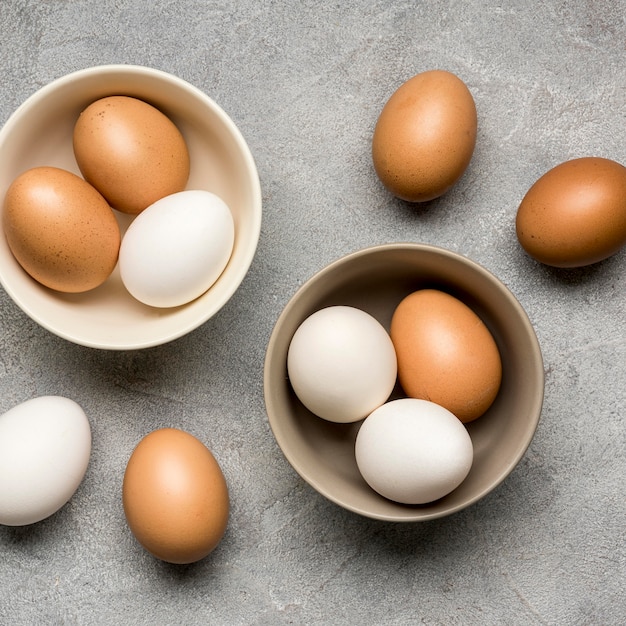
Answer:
122;428;229;565
372;69;477;202
73;95;190;215
2;166;120;293
390;289;502;423
516;157;626;268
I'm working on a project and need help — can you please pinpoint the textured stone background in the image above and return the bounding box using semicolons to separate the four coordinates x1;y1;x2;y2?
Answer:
0;1;624;624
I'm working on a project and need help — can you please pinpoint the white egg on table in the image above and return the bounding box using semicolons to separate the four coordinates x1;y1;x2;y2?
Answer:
0;396;92;526
119;189;235;308
355;398;473;504
287;306;397;423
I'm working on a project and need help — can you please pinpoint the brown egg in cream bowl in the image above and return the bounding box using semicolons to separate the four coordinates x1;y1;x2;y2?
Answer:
0;65;261;349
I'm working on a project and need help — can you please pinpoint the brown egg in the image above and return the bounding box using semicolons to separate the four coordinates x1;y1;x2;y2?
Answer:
390;289;502;423
3;166;120;293
516;157;626;268
372;70;477;202
122;428;229;565
73;96;190;215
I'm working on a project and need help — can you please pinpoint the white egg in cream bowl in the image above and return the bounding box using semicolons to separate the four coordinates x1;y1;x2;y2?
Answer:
0;65;261;349
264;243;544;522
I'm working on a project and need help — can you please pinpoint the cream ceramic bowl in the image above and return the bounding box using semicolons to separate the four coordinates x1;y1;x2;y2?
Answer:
0;65;262;349
264;243;544;522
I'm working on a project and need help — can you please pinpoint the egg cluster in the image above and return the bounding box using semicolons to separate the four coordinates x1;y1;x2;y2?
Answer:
373;70;626;267
0;395;229;565
287;290;502;505
281;68;626;511
1;62;624;566
2;95;235;308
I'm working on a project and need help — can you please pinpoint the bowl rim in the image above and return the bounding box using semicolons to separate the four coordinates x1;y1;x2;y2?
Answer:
264;242;544;521
0;64;263;350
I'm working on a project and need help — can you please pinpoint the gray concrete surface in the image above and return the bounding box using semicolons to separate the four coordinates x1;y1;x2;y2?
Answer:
0;1;625;624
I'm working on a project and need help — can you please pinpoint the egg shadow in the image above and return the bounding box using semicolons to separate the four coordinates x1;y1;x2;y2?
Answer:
517;245;624;287
151;541;230;583
391;194;454;224
0;503;76;551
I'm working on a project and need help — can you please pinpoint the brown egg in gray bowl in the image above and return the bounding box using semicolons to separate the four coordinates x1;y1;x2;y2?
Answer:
263;243;544;522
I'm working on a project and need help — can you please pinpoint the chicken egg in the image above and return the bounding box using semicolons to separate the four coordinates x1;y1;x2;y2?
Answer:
390;289;502;423
73;95;190;215
516;157;626;267
355;398;473;504
119;189;235;308
0;396;91;526
287;306;397;423
122;428;229;565
372;69;477;202
3;166;120;293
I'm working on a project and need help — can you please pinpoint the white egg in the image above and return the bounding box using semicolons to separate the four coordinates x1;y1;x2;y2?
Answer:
119;189;235;308
287;306;397;423
0;396;92;526
355;398;473;504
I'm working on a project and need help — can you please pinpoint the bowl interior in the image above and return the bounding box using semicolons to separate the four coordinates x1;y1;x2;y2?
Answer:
264;244;544;521
0;65;262;349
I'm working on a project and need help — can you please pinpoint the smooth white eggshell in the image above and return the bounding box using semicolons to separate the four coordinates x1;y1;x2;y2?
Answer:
0;396;92;526
355;398;473;504
287;306;397;423
119;190;235;308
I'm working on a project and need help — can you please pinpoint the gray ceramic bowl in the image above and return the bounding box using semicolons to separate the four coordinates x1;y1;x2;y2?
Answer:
0;65;262;349
264;243;544;522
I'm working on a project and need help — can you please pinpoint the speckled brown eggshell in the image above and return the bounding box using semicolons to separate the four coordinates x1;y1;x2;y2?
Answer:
3;166;120;293
73;96;190;215
515;157;626;268
372;69;477;203
390;289;502;423
122;428;229;565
